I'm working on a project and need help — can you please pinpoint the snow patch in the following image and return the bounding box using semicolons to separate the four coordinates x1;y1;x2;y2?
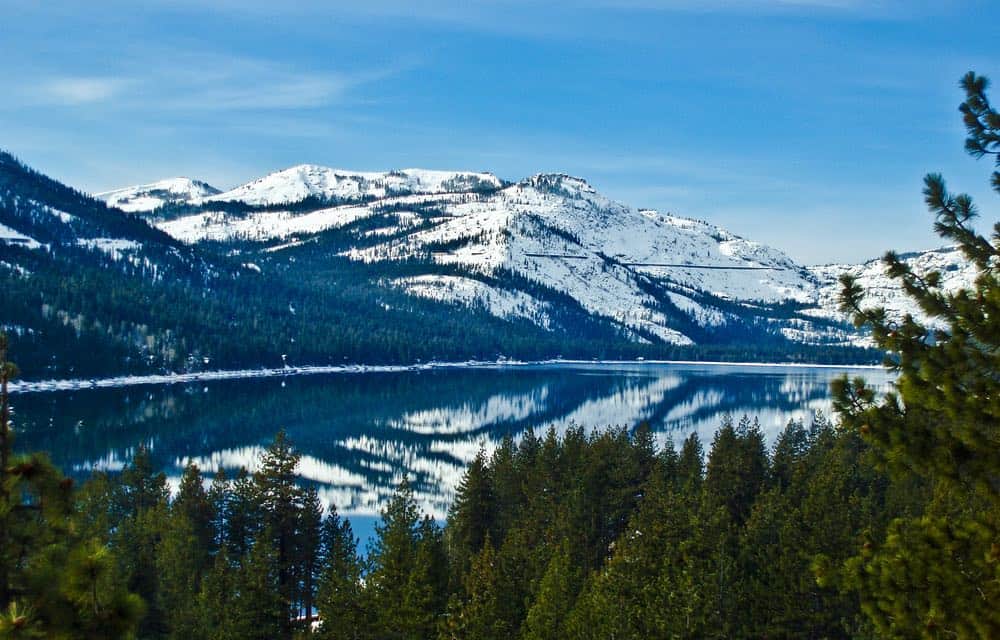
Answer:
397;275;553;328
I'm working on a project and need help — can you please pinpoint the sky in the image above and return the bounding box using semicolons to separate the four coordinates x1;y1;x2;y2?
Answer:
2;0;998;264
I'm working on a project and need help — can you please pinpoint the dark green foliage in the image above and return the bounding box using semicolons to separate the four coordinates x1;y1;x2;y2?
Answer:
441;536;509;640
0;389;972;639
0;334;143;638
299;487;324;627
228;531;286;640
830;71;1000;639
315;507;365;639
521;542;579;640
444;449;494;589
439;417;902;639
364;480;448;639
705;415;768;527
253;430;304;637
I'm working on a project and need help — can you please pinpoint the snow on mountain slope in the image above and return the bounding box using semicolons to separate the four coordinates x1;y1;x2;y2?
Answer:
121;163;980;348
76;237;142;261
157;191;471;244
340;174;818;343
153;171;816;344
96;178;221;212
344;174;814;302
0;222;44;249
205;165;503;206
159;203;376;243
396;275;554;330
807;246;976;326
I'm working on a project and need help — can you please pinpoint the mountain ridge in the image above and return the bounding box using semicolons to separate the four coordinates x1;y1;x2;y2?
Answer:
1;150;963;378
95;162;972;348
95;177;222;212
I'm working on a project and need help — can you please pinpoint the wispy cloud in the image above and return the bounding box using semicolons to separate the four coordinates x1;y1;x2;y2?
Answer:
167;77;347;110
34;76;129;105
15;51;405;113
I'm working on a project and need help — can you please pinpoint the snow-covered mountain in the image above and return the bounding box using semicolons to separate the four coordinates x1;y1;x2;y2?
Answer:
806;247;972;326
95;177;221;212
8;152;618;380
102;164;979;349
204;165;503;206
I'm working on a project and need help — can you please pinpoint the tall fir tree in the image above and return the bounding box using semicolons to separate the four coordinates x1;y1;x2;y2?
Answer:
445;448;494;590
440;536;509;640
253;429;304;637
112;446;171;638
298;486;324;626
227;530;286;640
315;506;366;640
520;541;580;640
831;70;1000;638
366;478;423;639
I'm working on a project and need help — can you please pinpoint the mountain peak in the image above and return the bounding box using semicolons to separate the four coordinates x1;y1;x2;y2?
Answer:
522;173;596;195
95;177;221;212
203;165;504;206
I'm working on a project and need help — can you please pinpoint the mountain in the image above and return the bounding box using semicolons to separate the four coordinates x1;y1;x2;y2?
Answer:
807;247;971;328
95;177;221;212
201;164;504;206
127;165;974;350
5;152;973;379
4;152;639;380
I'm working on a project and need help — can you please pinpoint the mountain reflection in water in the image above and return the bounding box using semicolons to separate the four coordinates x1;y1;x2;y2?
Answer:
11;363;891;519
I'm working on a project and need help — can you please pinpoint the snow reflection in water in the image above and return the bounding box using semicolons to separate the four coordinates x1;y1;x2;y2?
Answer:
12;363;891;519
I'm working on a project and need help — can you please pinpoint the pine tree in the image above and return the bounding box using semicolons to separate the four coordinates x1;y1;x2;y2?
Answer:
440;536;509;640
403;517;448;639
298;486;323;627
705;415;767;527
253;429;304;637
226;467;259;560
197;547;238;640
831;71;1000;638
206;468;230;552
446;448;494;589
677;432;704;490
487;434;521;545
770;419;809;491
114;444;170;519
520;541;580;640
0;333;143;637
227;531;285;640
157;510;202;640
315;506;366;640
112;447;171;638
366;478;422;639
174;462;217;567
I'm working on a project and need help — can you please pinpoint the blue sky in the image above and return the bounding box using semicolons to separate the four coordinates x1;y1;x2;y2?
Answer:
2;0;998;263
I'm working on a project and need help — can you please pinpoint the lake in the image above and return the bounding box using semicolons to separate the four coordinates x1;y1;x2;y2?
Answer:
9;362;891;543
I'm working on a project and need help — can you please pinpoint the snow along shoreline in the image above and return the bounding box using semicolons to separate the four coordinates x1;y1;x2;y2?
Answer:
7;359;884;394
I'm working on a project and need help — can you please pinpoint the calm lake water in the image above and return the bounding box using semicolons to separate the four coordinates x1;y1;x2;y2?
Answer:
10;363;891;540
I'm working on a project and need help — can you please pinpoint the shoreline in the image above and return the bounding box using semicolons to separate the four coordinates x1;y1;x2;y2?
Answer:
7;358;885;394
